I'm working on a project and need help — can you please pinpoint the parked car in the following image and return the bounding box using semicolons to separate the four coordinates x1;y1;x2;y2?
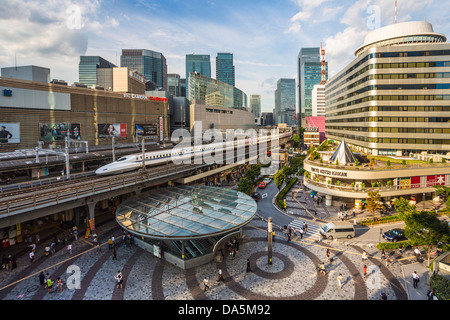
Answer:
251;192;261;201
258;181;266;189
382;228;407;242
263;178;271;185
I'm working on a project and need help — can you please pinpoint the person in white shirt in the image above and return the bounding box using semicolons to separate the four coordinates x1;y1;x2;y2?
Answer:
412;271;420;288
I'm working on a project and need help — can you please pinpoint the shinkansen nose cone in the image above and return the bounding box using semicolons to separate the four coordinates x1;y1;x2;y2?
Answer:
95;166;110;175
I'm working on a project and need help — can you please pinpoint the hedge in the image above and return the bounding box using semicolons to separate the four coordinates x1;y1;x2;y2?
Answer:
276;177;298;209
359;215;403;226
430;273;450;300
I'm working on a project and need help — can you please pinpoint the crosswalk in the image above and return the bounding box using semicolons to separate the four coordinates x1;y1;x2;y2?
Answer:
286;219;323;240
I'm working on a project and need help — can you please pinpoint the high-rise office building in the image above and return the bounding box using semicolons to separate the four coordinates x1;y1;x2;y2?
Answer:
275;79;296;126
325;21;450;156
250;95;261;118
233;87;248;109
168;73;181;97
188;72;234;109
298;48;327;126
79;56;116;86
120;49;167;90
180;78;186;97
312;84;326;117
185;54;211;94
216;53;235;86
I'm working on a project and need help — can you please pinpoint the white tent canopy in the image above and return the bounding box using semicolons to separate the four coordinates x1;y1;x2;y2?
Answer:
329;139;356;165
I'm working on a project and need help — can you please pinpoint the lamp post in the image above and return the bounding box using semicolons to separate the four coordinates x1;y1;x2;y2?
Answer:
268;217;273;265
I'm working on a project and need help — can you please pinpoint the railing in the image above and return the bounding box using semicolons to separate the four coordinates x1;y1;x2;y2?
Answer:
0;163;205;217
305;159;450;171
303;177;450;193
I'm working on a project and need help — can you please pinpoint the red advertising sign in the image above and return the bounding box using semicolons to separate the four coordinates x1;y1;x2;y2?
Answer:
426;175;446;187
411;176;421;188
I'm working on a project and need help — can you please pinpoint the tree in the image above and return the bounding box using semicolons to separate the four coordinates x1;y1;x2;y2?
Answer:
274;167;288;190
403;210;450;266
433;185;450;207
366;190;381;219
293;134;300;148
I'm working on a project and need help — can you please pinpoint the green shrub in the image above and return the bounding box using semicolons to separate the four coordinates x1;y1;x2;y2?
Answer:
430;274;450;300
275;177;298;210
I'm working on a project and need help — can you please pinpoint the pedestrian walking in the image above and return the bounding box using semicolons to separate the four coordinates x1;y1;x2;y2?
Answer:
304;223;308;233
293;227;297;237
122;234;127;248
202;277;209;292
287;232;291;242
44;273;50;289
115;271;123;289
363;265;367;279
112;248;117;260
299;228;304;239
412;271;420;288
362;251;368;262
67;243;72;255
111;236;115;248
47;276;54;293
427;289;435;300
318;262;326;276
96;242;101;254
217;267;224;282
337;273;344;289
108;238;113;250
326;249;332;263
127;233;132;247
57;277;63;293
246;259;252;273
29;250;34;264
385;254;392;267
44;244;51;257
38;271;45;286
35;233;40;244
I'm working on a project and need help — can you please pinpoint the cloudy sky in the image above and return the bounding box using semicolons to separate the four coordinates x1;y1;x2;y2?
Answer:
0;0;448;112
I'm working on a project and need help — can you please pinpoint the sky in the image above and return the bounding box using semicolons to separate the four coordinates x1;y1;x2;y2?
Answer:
0;0;449;113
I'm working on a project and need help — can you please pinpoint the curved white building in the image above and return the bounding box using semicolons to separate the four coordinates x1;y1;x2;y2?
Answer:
326;21;450;156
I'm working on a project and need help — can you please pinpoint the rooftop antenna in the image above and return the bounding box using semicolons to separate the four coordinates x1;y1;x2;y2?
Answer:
395;0;397;24
15;53;17;71
319;43;327;85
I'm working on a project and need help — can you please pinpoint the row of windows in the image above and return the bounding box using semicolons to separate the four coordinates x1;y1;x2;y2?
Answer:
327;131;450;145
205;108;233;114
326;117;450;124
327;95;450;112
326;105;450;117
327;72;450;100
327;84;450;106
327;61;450;94
326;126;450;134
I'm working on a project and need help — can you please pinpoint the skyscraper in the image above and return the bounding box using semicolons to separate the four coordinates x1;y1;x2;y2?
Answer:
185;54;211;93
216;53;235;86
298;47;327;127
79;56;116;86
275;79;296;126
250;95;261;118
167;73;181;97
120;49;167;90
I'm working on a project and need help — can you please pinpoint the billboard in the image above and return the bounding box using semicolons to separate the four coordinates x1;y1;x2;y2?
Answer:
39;123;81;141
0;123;20;144
426;175;446;187
98;123;127;138
135;124;157;136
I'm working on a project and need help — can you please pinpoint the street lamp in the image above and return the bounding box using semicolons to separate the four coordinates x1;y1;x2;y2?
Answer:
268;217;273;265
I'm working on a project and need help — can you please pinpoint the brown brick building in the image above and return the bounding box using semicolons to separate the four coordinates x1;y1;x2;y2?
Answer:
0;77;169;151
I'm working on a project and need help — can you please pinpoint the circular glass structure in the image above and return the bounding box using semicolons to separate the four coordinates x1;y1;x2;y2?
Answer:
115;185;257;241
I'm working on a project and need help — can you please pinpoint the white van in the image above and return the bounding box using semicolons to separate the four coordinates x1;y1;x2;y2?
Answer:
320;221;355;240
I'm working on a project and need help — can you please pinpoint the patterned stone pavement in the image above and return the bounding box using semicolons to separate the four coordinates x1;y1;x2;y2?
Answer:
0;218;409;301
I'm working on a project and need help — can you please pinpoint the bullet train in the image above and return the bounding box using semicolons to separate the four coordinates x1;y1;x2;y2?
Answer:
95;132;291;175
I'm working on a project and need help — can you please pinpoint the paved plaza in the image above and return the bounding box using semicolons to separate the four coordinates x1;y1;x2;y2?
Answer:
0;215;429;301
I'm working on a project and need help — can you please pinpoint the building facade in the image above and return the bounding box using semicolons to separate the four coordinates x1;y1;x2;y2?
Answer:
79;56;116;87
188;72;234;109
312;84;326;117
250;94;261;118
0;76;169;151
275;78;296;126
216;53;235;86
2;66;51;84
185;54;211;94
189;99;255;133
325;21;450;156
121;49;167;90
168;73;181;97
298;48;328;126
